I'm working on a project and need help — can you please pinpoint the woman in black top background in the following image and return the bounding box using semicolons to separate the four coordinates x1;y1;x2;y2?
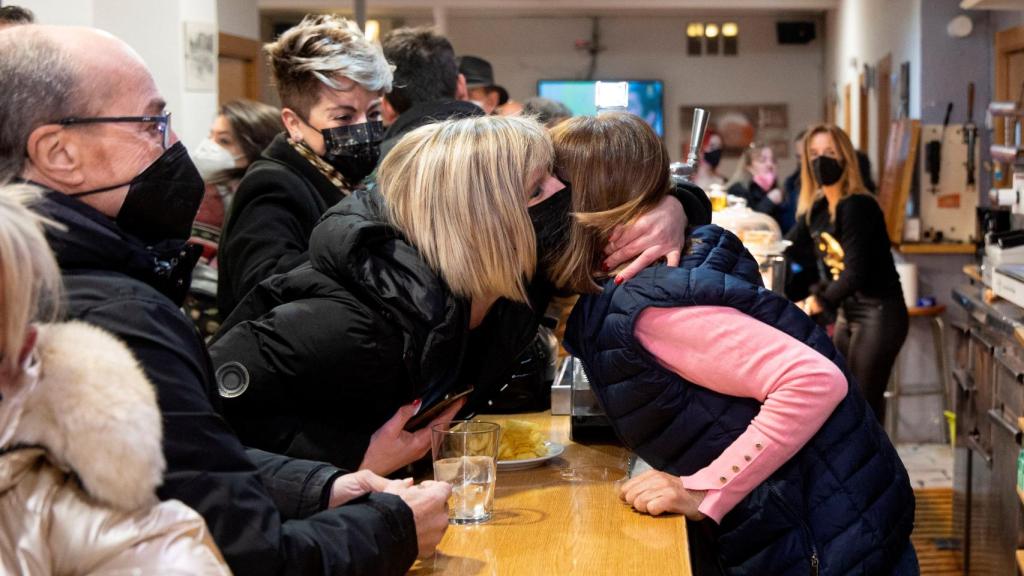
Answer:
785;124;907;423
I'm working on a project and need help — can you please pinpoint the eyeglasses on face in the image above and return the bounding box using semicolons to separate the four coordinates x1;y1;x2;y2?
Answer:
55;112;172;149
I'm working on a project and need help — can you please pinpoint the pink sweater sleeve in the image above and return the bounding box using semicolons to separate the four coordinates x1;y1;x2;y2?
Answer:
634;306;846;523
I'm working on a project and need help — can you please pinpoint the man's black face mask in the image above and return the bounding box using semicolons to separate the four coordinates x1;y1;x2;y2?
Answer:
322;121;385;186
70;141;204;243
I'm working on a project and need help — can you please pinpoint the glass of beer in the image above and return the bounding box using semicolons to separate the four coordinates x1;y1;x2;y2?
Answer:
432;420;501;524
709;184;728;212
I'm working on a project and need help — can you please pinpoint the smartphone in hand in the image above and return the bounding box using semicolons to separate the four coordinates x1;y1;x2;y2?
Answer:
403;388;472;432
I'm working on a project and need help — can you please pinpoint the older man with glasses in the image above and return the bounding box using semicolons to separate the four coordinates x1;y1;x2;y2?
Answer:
0;24;449;576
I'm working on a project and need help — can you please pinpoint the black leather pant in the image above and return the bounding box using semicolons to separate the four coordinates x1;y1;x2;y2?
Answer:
833;294;909;423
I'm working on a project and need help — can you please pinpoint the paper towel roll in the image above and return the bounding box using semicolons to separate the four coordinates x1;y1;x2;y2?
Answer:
896;262;918;309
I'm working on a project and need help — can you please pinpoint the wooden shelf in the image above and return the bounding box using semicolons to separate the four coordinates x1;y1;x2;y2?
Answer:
964;264;983;283
898;243;976;255
909;305;947;317
1019;416;1024;434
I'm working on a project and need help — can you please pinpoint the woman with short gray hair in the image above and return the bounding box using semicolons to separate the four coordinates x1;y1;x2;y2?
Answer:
218;14;394;318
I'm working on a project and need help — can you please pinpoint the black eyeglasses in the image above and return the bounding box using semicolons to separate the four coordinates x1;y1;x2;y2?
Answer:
56;112;172;149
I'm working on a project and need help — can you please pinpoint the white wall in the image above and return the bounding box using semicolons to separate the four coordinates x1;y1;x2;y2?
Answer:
218;0;260;39
13;0;93;25
825;0;921;169
433;13;825;175
992;10;1024;33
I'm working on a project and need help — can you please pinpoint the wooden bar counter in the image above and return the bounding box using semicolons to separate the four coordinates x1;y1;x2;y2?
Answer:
409;412;692;575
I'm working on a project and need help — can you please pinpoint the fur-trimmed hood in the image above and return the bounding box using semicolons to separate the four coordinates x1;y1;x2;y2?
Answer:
0;321;164;511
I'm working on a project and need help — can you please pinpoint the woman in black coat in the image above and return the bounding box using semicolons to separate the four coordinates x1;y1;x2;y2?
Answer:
217;15;392;318
785;124;908;422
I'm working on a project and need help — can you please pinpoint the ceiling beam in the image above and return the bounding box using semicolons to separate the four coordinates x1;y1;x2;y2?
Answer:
259;0;838;15
960;0;1024;9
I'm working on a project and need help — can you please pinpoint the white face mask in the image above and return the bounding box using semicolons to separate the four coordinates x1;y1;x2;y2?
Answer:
0;349;39;448
192;138;243;182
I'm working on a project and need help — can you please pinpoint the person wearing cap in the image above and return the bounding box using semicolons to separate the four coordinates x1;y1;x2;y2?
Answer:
457;55;508;114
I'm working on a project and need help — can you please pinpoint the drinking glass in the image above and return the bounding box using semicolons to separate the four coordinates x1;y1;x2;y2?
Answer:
431;420;500;524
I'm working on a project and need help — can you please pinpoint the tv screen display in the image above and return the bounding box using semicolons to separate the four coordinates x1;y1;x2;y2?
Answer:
536;80;664;137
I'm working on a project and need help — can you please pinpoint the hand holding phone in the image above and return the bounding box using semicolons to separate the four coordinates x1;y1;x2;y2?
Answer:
403;388;473;432
359;394;469;475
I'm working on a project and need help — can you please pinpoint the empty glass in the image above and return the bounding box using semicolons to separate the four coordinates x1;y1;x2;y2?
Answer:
431;420;500;524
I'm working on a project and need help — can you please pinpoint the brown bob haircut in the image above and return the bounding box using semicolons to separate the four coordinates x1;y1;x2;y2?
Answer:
549;112;672;294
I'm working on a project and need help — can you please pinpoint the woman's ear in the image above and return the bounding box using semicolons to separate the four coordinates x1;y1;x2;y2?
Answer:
281;108;305;142
17;326;38;368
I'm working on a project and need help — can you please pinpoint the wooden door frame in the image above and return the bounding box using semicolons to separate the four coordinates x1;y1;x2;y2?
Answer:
877;54;892;175
219;32;264;103
995;25;1024;187
858;73;869;149
843;83;852;136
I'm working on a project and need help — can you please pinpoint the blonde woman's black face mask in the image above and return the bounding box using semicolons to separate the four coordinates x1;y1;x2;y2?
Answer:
812;156;844;187
528;182;573;275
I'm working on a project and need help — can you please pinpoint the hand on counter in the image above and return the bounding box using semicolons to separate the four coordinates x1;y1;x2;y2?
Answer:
359;398;466;476
620;470;706;520
328;470;412;508
386;480;452;558
603;195;686;284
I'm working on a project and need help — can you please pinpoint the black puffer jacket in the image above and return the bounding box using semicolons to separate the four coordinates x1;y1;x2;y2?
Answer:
210;188;481;469
32;189;418;576
218;133;349;318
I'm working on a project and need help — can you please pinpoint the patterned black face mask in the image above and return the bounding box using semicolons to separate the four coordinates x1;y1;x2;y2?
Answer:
321;121;385;186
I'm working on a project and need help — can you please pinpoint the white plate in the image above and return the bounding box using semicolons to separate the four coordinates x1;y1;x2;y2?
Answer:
497;442;565;471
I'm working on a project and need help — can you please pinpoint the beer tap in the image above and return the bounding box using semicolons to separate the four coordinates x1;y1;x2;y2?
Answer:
670;108;709;183
965;82;978;189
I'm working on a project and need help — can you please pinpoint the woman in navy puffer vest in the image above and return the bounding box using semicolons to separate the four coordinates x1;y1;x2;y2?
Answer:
547;113;917;575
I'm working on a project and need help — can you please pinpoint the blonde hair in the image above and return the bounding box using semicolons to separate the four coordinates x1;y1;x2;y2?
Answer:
725;143;771;188
797;124;868;220
378;115;550;304
265;14;394;117
549;113;672;293
0;185;62;377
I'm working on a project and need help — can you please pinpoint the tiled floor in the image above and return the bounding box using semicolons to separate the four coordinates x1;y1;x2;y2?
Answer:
897;443;954;489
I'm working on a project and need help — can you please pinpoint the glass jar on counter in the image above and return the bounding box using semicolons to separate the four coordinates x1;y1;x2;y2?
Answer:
712;201;791;293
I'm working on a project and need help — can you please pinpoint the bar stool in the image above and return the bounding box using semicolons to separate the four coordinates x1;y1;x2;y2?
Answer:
884;305;951;444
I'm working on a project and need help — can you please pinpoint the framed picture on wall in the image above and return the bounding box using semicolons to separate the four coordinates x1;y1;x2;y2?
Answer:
680;104;789;158
184;21;217;92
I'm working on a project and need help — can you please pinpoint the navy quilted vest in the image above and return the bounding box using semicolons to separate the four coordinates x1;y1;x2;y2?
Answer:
563;225;916;575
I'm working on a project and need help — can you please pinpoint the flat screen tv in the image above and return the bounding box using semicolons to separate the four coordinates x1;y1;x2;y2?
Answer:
536;80;664;136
